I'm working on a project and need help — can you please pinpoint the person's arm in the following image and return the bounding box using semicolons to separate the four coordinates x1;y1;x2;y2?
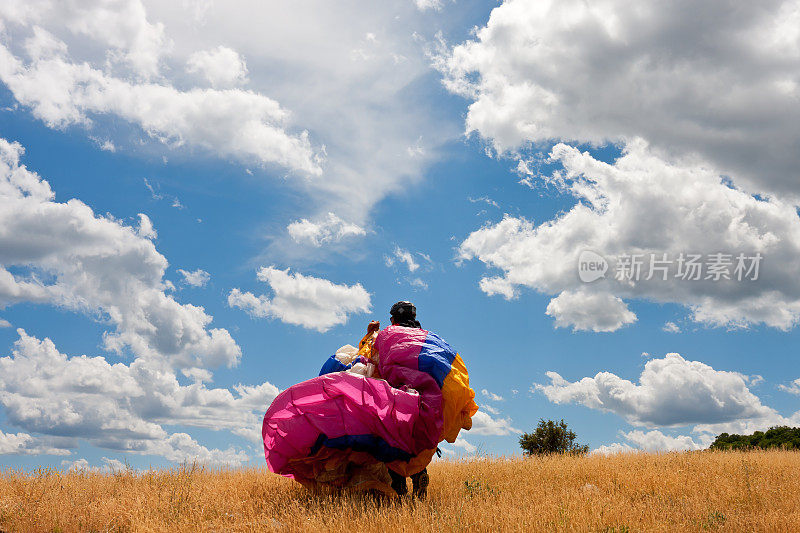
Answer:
358;320;380;350
358;321;381;377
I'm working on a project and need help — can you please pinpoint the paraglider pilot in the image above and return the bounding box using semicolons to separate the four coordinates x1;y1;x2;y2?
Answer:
261;298;478;499
370;301;430;498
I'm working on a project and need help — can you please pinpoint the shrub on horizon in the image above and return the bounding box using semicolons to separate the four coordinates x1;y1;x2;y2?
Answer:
709;426;800;450
519;418;589;456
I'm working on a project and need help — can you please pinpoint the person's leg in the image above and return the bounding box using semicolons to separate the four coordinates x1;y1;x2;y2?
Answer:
388;468;407;496
410;468;429;500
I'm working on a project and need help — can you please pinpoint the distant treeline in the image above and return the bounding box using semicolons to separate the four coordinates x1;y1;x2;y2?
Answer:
710;426;800;450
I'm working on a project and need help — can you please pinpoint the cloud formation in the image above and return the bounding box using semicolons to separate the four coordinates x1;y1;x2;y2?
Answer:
386;247;420;273
62;457;127;473
0;0;323;176
459;142;800;331
0;138;240;369
779;378;800;395
0;429;69;456
186;45;248;88
481;389;504;402
0;329;276;464
469;410;520;436
414;0;444;11
539;352;800;452
0;36;321;175
0;0;168;78
441;0;800;199
1;0;461;227
228;266;371;332
535;353;773;427
287;213;366;247
545;289;637;333
440;436;476;456
593;429;710;454
178;269;211;288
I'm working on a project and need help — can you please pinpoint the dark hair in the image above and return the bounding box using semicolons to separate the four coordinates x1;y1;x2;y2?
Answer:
390;301;421;329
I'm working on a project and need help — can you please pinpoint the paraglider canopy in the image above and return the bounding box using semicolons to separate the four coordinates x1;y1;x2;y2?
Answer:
261;302;478;495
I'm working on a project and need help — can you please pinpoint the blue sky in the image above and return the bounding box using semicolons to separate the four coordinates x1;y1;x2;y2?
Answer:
1;0;799;470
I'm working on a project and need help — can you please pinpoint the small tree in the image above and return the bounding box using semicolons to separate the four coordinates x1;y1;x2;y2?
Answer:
519;418;589;456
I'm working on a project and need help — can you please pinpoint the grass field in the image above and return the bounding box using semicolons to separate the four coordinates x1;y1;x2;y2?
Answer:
1;450;799;532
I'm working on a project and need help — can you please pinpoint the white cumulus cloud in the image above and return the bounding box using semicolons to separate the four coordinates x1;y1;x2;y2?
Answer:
440;0;800;200
0;429;69;456
468;410;520;436
594;430;722;454
136;213;157;239
0;329;277;462
0;137;240;369
0;30;321;175
459;142;800;331
779;378;800;395
414;0;444;11
178;268;211;288
623;430;709;452
534;353;774;427
62;457;127;473
0;0;168;78
228;266;371;332
440;436;476;456
186;45;249;88
287;212;366;247
2;0;462;225
546;289;637;333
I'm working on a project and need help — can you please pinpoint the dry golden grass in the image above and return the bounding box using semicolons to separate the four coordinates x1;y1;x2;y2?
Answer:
1;450;799;532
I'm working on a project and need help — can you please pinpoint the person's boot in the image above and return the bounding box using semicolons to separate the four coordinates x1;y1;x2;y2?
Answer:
388;468;407;496
411;468;429;500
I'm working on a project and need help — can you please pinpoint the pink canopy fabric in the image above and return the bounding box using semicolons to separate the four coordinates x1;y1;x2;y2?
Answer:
262;325;477;493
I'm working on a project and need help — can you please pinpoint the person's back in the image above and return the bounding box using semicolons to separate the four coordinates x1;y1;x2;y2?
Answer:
369;301;477;499
377;301;431;498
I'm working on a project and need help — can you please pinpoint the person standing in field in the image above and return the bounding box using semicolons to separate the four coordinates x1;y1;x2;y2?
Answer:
263;300;477;498
364;301;440;499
